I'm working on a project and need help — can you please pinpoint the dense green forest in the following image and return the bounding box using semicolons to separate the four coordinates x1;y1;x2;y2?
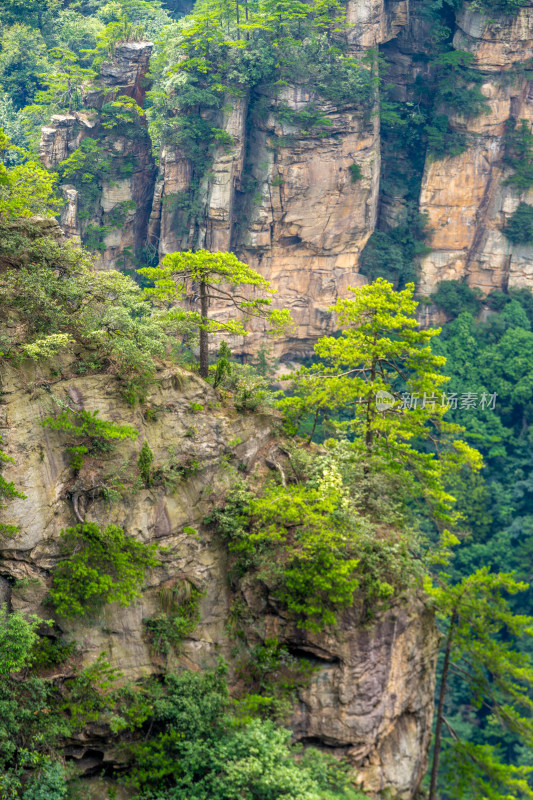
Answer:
1;0;533;798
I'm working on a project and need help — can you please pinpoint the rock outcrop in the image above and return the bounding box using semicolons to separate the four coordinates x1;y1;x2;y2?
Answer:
418;5;533;294
148;0;410;357
0;358;438;799
39;4;533;357
38;5;533;344
40;42;156;270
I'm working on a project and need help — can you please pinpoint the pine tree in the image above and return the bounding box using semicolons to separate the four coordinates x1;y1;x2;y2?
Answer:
425;566;533;800
138;250;291;378
278;278;482;520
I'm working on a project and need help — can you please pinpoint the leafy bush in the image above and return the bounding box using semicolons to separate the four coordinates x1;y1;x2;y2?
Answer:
0;230;183;399
426;114;467;160
0;433;26;536
43;408;138;444
432;280;483;317
138;440;154;487
431;50;490;119
209;446;418;632
349;163;362;183
50;522;159;617
0;604;42;675
21;761;68;800
125;663;367;800
358;211;428;288
42;408;138;470
503;202;533;244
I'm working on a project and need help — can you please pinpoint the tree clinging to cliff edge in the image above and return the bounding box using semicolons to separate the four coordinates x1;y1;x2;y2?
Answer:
138;249;292;379
277;277;482;522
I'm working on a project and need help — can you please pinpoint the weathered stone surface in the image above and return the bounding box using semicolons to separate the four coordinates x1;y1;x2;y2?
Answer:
39;43;156;271
151;0;408;358
39;113;96;169
0;360;438;798
87;41;154;107
417;8;533;295
268;600;438;799
60;184;81;239
454;5;533;71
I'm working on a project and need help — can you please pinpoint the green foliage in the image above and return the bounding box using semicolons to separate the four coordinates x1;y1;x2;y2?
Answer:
146;0;374;235
0;129;60;220
42;408;138;444
425;113;467;160
503;118;533;190
431;50;490;119
0;24;49;109
100;94;144;131
427;297;533;795
227;364;274;412
432;280;484;318
210;443;420;631
474;0;529;15
0;231;181;399
139;249;291;378
50;522;160;617
504;202;533;244
213;340;232;388
144;581;202;657
90;14;147;67
279;278;482;522
124;663;366;799
57;10;104;60
139;249;291;337
0;674;69;799
42;408;138;469
426;567;533;799
358;211;429;287
349;162;362;183
0;433;26;537
0;605;41;676
239;637;314;698
21;762;68;800
138;440;155;487
31;47;96;115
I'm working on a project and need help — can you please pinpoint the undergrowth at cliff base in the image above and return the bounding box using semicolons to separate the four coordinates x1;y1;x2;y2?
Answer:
0;617;372;800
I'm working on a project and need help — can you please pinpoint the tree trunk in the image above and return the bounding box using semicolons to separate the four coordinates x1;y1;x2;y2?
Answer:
199;279;209;379
428;611;458;800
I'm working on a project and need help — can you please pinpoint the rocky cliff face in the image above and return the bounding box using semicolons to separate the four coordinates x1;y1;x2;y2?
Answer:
148;0;409;356
418;5;533;294
40;42;156;271
38;4;533;355
0;358;438;799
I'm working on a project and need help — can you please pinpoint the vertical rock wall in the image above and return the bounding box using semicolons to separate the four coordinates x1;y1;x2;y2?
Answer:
150;0;409;356
418;6;533;294
39;4;533;347
40;42;156;270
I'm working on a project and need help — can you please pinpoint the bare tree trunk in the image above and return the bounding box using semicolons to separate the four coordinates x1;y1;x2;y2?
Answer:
429;611;457;800
199;279;209;379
